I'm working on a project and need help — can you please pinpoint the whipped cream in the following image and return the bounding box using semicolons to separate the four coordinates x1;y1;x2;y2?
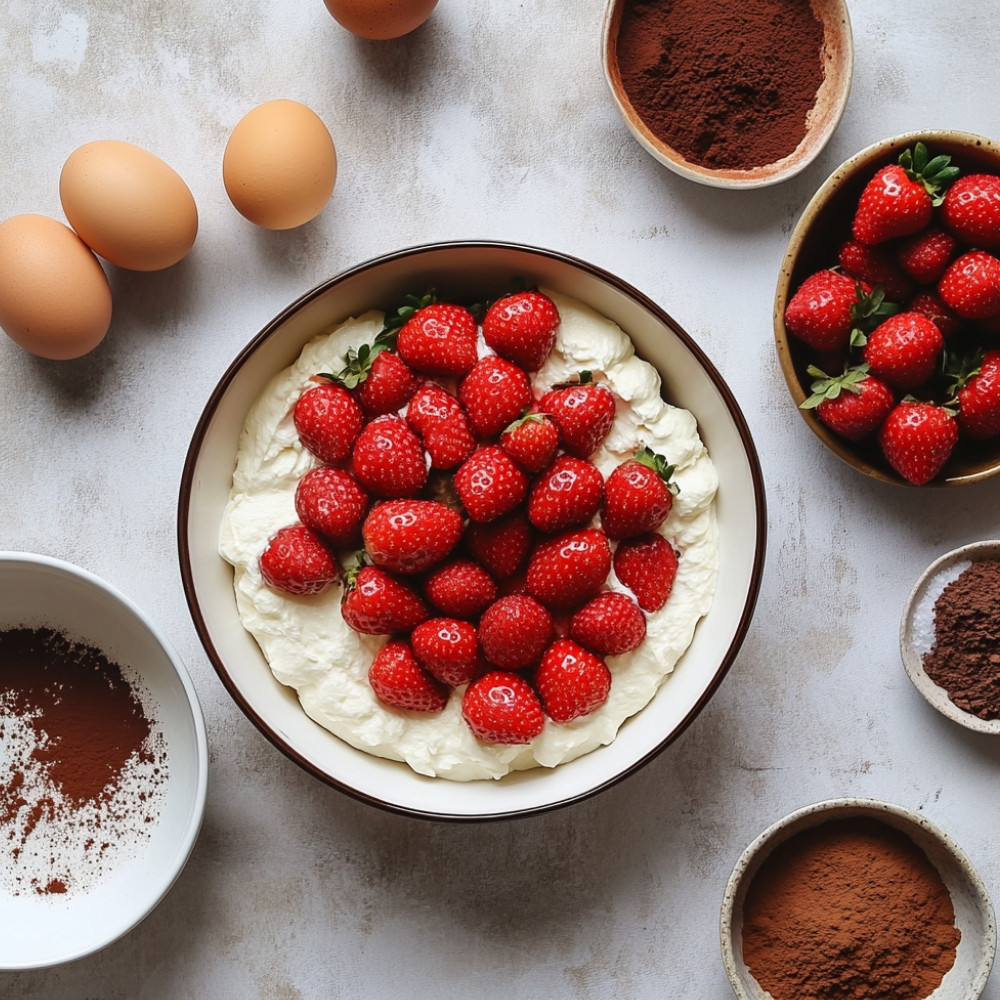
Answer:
219;290;719;781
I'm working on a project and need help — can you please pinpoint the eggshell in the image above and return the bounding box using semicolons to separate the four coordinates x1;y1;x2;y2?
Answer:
223;100;338;231
324;0;438;39
0;214;112;360
59;140;198;271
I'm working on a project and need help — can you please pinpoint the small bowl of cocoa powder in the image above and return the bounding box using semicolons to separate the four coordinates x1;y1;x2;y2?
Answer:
600;0;853;188
900;540;1000;735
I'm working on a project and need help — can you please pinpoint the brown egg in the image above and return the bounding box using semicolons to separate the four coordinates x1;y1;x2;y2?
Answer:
323;0;438;40
0;214;113;360
59;140;198;271
223;100;338;230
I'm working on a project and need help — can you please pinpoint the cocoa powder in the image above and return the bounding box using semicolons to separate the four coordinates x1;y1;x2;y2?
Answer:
614;0;826;170
923;558;1000;719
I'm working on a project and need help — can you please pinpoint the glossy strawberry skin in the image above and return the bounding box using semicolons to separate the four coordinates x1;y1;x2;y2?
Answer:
258;524;340;596
956;350;1000;440
906;290;960;338
852;163;933;245
837;239;914;301
351;415;429;497
499;413;560;473
294;466;369;548
526;527;612;612
453;446;529;523
458;356;533;438
938;250;1000;320
535;639;611;723
341;566;429;634
368;640;449;713
941;173;1000;248
601;459;674;540
537;380;616;458
527;456;604;534
292;382;364;464
465;512;535;580
396;302;479;377
783;270;869;353
482;290;560;372
405;383;476;470
461;671;545;745
613;533;678;613
361;499;463;575
410;618;481;687
878;401;959;485
423;560;498;618
894;228;958;285
478;594;554;671
862;312;944;390
355;350;418;417
568;592;646;657
814;374;895;442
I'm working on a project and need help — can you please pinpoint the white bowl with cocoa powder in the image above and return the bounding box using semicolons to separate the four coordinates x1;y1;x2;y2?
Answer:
0;552;208;970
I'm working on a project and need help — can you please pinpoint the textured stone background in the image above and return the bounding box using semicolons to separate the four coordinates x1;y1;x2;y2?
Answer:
2;1;999;997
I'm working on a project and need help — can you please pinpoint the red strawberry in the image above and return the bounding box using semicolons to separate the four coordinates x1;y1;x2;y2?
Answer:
461;671;545;744
258;524;340;596
569;592;646;656
362;499;463;574
368;640;448;713
477;594;554;671
499;412;560;472
535;639;611;723
953;350;1000;440
405;383;476;469
527;455;604;533
481;289;560;372
351;415;428;497
894;228;958;285
457;355;533;438
453;445;529;522
907;290;960;338
613;533;678;612
878;401;959;485
423;559;498;618
800;365;895;442
396;301;479;377
938;250;1000;320
292;382;364;464
526;527;612;612
410;618;481;687
354;350;418;417
538;375;617;458
783;270;880;353
600;447;676;540
941;173;1000;248
465;512;535;579
341;564;429;634
862;311;944;390
837;239;914;301
294;466;369;548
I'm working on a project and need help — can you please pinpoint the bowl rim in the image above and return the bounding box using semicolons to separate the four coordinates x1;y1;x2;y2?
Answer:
176;239;768;821
0;549;209;969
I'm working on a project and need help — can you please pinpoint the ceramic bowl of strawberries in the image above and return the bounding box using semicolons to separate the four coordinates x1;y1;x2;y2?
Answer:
775;130;1000;486
179;241;766;820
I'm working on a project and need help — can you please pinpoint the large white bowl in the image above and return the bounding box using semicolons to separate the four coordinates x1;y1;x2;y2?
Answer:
0;552;208;970
178;241;766;820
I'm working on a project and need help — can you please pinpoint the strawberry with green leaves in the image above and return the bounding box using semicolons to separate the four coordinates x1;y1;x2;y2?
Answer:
878;400;959;485
361;499;463;575
538;374;617;458
535;639;611;723
783;271;893;353
862;311;944;390
392;294;479;377
482;288;560;372
600;447;677;540
527;455;604;533
613;532;678;613
292;381;364;464
950;350;1000;440
323;327;418;418
499;412;560;472
800;364;895;441
368;640;449;713
258;524;340;596
461;671;545;745
341;562;429;634
458;355;533;438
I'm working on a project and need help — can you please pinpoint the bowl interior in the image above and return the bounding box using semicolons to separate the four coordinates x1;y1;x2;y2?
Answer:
774;130;1000;485
721;799;997;1000
179;241;766;820
0;553;207;970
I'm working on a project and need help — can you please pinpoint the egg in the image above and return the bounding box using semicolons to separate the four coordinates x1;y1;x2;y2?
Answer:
323;0;438;40
223;100;338;231
59;140;198;271
0;214;113;360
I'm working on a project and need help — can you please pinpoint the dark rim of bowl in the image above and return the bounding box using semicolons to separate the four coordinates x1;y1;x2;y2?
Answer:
177;239;768;821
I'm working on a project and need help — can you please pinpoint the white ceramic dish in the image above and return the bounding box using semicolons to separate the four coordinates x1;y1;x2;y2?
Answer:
0;552;208;970
900;540;1000;735
721;798;997;1000
178;241;766;820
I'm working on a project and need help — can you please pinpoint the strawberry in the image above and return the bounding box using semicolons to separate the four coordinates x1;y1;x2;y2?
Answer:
538;374;617;458
395;301;479;377
368;640;448;713
477;594;554;671
351;415;428;497
862;311;944;390
499;412;560;472
526;527;612;612
453;445;529;522
341;563;429;634
837;240;914;301
258;524;340;596
851;143;958;245
951;350;1000;440
481;289;560;372
568;592;646;656
405;382;476;469
894;228;958;286
612;532;678;612
535;639;611;723
410;618;481;687
458;356;533;438
907;290;960;338
783;270;889;353
362;499;463;574
938;250;1000;320
294;466;369;548
600;447;677;540
461;671;545;744
878;400;958;485
292;381;364;464
465;511;535;579
354;350;418;417
799;364;895;441
527;455;604;533
941;173;1000;248
423;559;498;618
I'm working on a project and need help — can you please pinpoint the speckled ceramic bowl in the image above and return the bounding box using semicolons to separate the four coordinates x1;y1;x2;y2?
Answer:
900;540;1000;734
774;130;1000;486
721;798;997;1000
601;0;853;188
